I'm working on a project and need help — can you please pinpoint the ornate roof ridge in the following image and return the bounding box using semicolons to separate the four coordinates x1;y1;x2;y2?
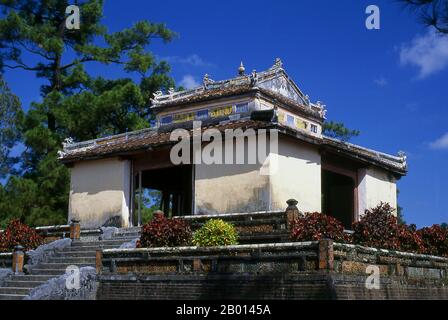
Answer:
150;58;325;115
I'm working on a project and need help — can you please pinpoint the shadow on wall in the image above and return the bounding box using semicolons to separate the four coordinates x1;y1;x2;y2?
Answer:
279;135;320;166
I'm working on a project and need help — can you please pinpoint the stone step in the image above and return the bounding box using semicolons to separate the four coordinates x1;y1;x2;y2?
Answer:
64;244;122;251
54;250;97;258
0;287;32;295
37;262;95;270
30;269;70;276
116;227;141;233
113;229;141;235
0;293;26;300
10;275;59;282
71;239;128;247
111;236;140;241
3;280;46;288
48;257;96;264
114;231;140;236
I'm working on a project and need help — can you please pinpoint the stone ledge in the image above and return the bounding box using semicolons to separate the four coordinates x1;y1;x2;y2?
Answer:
103;241;318;256
334;242;448;263
175;210;285;220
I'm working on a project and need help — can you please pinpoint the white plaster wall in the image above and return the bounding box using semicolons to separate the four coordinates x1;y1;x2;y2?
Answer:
69;158;131;229
195;165;270;214
270;136;322;213
195;134;322;215
358;167;397;217
195;134;270;214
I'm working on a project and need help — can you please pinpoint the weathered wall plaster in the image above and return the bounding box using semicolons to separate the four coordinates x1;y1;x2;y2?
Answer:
69;158;131;229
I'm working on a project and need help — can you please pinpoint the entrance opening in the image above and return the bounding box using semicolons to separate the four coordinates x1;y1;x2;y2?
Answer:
322;169;355;230
133;165;193;225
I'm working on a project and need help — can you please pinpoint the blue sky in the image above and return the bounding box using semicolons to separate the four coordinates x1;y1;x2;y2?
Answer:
3;0;448;227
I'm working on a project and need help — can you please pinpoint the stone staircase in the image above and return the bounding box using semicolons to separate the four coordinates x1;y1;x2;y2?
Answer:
0;228;140;300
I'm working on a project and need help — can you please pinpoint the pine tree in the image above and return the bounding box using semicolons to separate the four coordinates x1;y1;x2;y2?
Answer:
0;0;176;227
323;121;360;142
400;0;448;34
0;75;22;179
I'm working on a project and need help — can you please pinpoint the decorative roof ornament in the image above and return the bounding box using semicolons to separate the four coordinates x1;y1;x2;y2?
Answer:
304;94;311;106
57;150;66;159
316;101;327;119
271;57;283;70
250;69;258;86
398;151;407;164
150;90;163;104
203;74;214;90
168;87;175;99
238;61;246;76
319;108;328;119
63;137;74;149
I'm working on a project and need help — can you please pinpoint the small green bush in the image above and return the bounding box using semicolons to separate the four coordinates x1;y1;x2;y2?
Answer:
192;219;238;247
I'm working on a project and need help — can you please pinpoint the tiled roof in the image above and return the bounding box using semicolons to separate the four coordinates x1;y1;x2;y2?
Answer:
59;117;407;176
59;119;273;163
151;84;257;109
322;136;407;175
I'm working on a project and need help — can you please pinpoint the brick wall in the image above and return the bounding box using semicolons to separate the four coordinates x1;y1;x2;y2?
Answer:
97;273;448;300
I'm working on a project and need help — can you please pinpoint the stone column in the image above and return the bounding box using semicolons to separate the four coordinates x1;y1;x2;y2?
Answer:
12;245;25;274
318;239;334;271
285;199;300;231
193;258;202;272
96;250;103;274
70;219;81;241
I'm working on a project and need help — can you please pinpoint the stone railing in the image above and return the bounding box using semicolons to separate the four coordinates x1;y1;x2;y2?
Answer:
98;239;448;281
175;199;301;238
333;242;448;279
35;224;71;243
99;241;319;275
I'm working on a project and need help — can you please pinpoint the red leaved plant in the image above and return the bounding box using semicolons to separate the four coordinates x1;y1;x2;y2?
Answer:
137;213;192;248
290;212;350;242
352;203;401;251
352;203;427;254
0;219;43;252
417;225;448;257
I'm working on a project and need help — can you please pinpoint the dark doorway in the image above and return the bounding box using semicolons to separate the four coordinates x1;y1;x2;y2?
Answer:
133;165;193;225
322;170;355;230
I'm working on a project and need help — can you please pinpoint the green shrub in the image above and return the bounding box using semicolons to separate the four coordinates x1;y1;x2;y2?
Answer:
192;219;238;247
